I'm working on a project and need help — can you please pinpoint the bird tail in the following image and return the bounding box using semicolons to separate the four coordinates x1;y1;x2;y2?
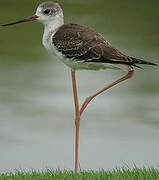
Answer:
131;57;157;66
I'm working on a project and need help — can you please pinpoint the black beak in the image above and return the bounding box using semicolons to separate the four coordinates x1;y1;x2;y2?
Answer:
2;15;38;26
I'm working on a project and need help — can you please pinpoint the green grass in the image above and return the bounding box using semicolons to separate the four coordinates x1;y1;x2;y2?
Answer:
0;168;159;180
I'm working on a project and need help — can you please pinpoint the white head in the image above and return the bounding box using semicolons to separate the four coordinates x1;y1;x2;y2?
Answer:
2;1;64;28
36;2;64;26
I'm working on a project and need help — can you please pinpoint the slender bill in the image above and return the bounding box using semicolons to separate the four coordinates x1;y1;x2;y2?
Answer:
2;15;38;26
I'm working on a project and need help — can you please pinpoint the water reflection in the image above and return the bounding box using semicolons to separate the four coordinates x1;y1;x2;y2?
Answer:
0;0;159;173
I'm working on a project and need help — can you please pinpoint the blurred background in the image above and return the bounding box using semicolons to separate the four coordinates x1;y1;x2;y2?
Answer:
0;0;159;173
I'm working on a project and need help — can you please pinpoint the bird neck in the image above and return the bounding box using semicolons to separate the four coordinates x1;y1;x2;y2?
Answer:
45;13;64;33
42;15;64;49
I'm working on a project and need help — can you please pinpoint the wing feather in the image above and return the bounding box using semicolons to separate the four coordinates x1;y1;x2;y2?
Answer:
53;24;132;64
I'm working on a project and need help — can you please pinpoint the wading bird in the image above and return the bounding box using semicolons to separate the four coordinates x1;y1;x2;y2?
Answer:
2;1;157;173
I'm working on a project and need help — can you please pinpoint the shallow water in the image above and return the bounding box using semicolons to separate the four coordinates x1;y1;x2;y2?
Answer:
0;0;159;173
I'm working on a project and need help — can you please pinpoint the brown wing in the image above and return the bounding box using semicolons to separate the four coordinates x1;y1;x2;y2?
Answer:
53;24;157;67
53;24;132;64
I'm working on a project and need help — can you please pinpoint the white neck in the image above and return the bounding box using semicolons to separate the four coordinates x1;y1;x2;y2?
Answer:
42;14;64;49
45;14;64;32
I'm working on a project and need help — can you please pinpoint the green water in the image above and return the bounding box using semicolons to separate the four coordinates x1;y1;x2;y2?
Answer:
0;0;159;173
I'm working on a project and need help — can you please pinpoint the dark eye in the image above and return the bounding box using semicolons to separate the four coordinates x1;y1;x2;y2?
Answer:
43;9;51;15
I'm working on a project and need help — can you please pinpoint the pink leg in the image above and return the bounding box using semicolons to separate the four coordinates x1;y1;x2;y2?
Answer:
80;69;134;116
71;70;80;173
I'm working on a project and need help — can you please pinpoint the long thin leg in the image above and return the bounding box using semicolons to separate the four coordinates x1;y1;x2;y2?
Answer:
71;70;80;173
80;69;134;116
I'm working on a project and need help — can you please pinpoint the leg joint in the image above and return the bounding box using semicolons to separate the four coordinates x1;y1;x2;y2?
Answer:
127;69;135;79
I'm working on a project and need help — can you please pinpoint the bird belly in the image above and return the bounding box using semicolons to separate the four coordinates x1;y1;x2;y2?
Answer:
59;56;130;71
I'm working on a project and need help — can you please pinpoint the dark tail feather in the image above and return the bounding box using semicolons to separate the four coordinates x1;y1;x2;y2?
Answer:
132;64;144;69
131;57;157;66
